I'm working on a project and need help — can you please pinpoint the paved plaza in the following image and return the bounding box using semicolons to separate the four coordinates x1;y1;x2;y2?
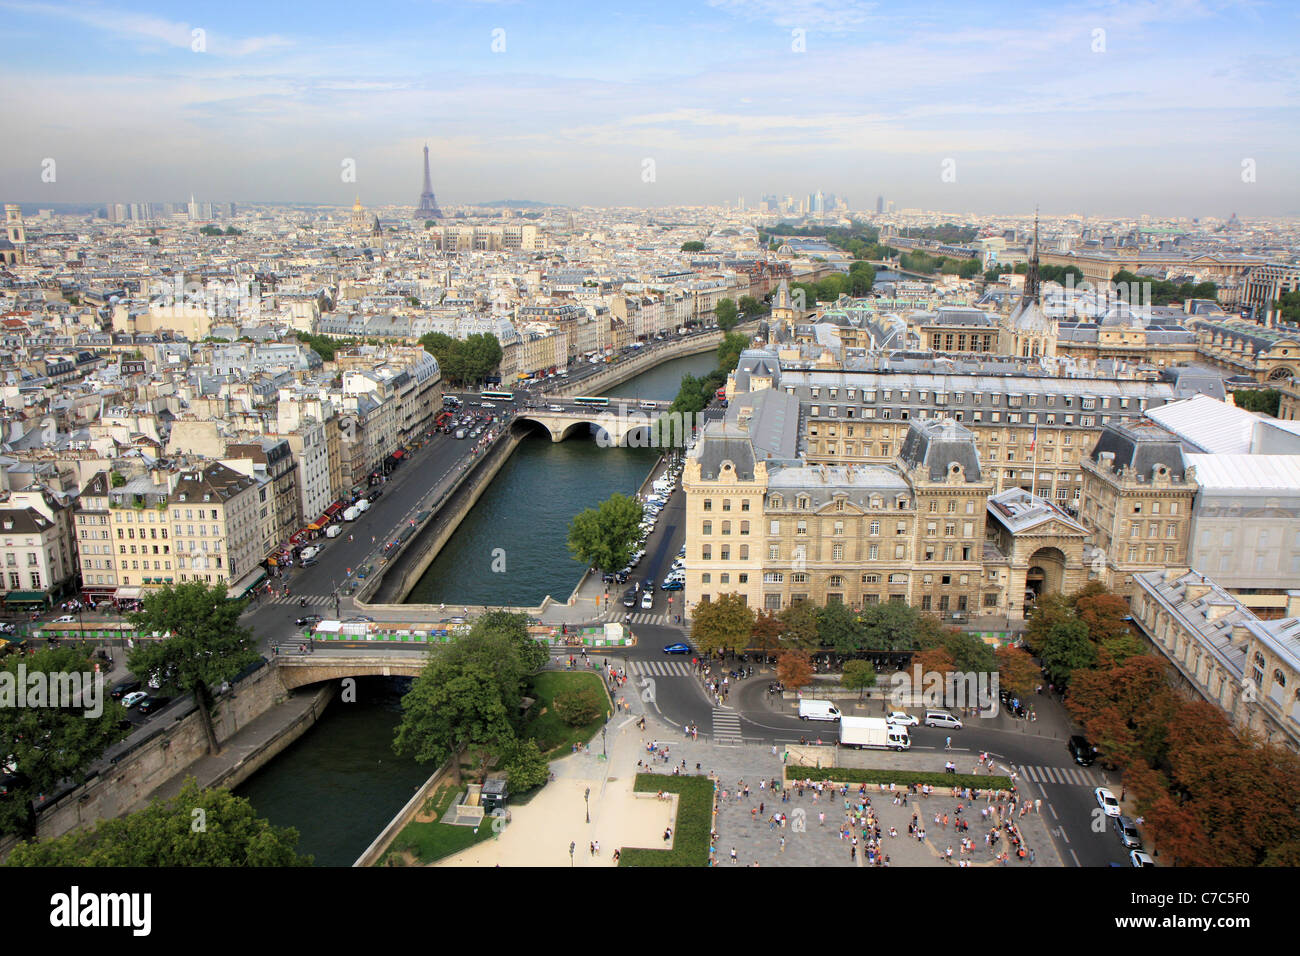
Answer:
430;666;1062;867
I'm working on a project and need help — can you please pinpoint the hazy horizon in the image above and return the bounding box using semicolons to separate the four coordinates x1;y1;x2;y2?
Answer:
2;0;1297;218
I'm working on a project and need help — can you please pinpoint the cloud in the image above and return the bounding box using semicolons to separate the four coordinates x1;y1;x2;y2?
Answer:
0;0;293;56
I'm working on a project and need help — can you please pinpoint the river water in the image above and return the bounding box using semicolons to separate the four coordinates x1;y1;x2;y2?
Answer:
238;349;720;865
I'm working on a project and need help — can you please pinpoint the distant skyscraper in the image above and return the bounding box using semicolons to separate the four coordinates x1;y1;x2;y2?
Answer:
876;195;884;214
416;144;442;219
737;195;745;211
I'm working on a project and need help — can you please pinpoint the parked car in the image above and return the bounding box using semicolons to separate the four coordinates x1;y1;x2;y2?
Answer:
661;578;685;590
136;695;172;716
924;710;963;729
109;678;141;700
121;691;148;709
346;615;375;624
51;615;76;624
885;710;918;726
1114;815;1143;850
1095;787;1122;817
1130;850;1156;867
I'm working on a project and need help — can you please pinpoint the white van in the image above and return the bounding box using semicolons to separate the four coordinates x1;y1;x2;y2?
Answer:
924;710;964;730
356;498;370;513
798;699;841;721
325;525;342;538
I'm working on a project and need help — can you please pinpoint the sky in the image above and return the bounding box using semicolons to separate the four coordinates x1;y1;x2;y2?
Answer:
1;0;1297;217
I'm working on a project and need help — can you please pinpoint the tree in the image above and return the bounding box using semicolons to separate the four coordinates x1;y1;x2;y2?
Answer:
738;295;763;316
567;493;643;573
1074;590;1132;644
4;778;310;866
817;602;865;654
940;632;996;674
498;738;549;792
778;601;821;651
680;240;705;253
750;610;783;663
1024;593;1072;654
127;581;260;756
1039;619;1096;688
860;601;921;650
691;593;756;656
393;658;515;775
553;687;604;726
995;645;1039;700
715;331;749;374
0;647;131;837
776;650;813;691
1231;389;1280;417
842;659;877;701
1066;654;1179;770
715;298;738;331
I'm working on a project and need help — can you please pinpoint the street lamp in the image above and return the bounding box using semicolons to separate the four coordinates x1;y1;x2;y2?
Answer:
602;725;607;757
584;786;590;823
569;841;575;866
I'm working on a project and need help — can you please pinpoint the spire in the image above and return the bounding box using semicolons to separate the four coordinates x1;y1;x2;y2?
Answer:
416;142;442;219
1023;208;1040;304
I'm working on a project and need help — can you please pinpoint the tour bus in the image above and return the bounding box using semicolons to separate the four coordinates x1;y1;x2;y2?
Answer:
480;390;514;402
572;396;610;407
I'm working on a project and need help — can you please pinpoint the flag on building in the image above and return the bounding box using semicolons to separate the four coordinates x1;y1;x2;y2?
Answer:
1028;423;1038;452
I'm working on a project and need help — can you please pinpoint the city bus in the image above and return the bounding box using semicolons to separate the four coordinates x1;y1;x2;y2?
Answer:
572;396;610;407
480;390;514;402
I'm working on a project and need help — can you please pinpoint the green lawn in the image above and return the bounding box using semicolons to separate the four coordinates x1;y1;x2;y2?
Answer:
619;774;715;867
379;784;497;866
523;670;612;756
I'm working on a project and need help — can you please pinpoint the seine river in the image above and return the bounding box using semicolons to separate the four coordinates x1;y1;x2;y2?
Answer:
238;349;720;864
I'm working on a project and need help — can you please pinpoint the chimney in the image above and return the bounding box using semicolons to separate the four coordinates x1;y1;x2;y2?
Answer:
1184;580;1212;604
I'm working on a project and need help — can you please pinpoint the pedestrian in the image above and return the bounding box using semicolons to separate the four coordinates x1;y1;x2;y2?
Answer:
594;840;599;855
589;841;595;856
730;847;737;864
945;736;951;750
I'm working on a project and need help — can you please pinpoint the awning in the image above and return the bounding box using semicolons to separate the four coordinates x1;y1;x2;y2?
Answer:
229;568;267;598
114;587;142;600
393;449;406;460
325;502;344;516
3;590;48;604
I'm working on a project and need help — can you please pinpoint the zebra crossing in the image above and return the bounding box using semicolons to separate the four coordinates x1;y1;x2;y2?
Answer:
601;610;674;627
1018;764;1102;788
626;659;693;678
711;708;744;746
264;594;334;607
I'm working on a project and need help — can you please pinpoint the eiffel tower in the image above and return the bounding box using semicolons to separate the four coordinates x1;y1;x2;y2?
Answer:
415;143;442;219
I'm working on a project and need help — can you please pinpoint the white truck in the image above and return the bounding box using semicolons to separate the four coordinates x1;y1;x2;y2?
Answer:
798;699;841;721
343;505;360;522
839;715;911;751
325;525;342;538
356;498;370;513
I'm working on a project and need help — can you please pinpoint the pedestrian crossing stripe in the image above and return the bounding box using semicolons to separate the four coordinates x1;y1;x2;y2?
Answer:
626;659;692;677
265;594;334;607
600;611;673;626
1020;765;1100;787
712;708;743;745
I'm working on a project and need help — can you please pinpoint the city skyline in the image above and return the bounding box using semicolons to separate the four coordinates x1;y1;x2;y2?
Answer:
0;0;1297;216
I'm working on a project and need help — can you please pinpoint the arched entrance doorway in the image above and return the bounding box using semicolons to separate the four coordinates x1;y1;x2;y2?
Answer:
1023;546;1067;617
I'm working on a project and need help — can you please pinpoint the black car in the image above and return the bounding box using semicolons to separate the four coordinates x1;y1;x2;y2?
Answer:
1067;735;1096;766
622;588;638;608
109;678;141;700
368;488;384;502
137;695;172;716
295;614;322;627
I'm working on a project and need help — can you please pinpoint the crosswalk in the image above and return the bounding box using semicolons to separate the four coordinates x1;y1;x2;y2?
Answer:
1017;764;1102;788
712;708;744;746
601;610;675;627
626;659;693;678
263;594;335;607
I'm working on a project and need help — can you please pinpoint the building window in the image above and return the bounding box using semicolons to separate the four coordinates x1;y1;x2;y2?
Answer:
702;521;712;535
703;500;712;511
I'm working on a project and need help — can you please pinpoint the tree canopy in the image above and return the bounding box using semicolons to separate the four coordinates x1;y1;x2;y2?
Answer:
0;647;131;837
567;493;643;573
4;778;310;866
128;581;261;754
690;593;756;656
418;331;503;386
